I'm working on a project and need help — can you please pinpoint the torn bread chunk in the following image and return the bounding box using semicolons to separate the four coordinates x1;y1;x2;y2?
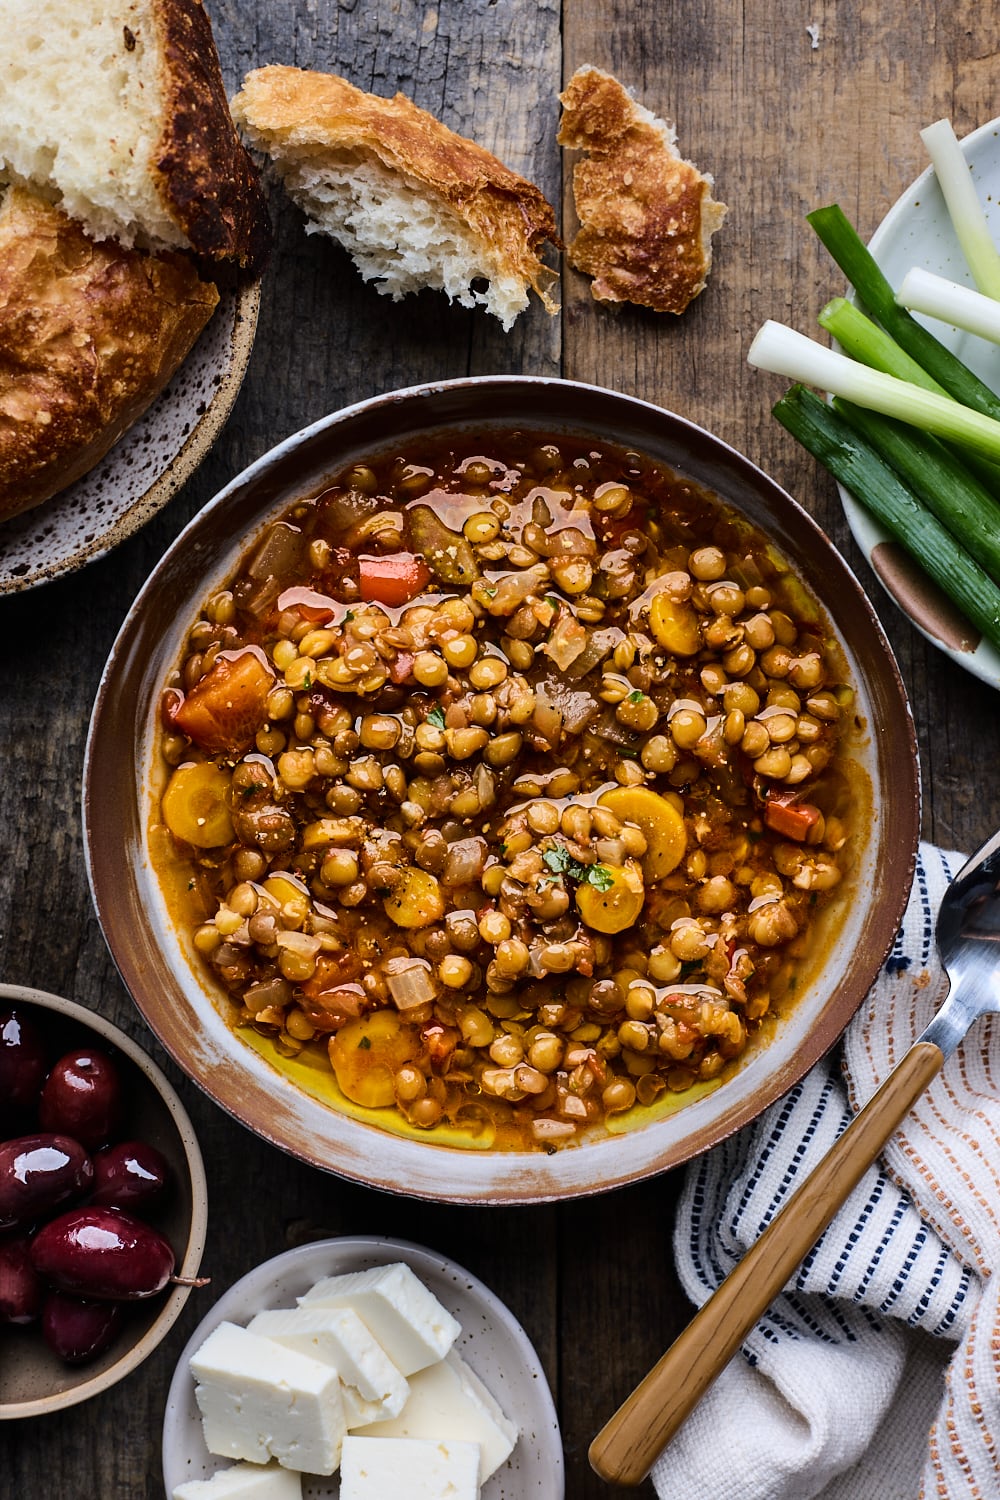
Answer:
0;0;268;271
0;182;219;523
557;65;726;314
232;65;558;330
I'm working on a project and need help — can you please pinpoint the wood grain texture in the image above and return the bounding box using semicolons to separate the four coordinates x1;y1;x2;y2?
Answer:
2;3;1000;1498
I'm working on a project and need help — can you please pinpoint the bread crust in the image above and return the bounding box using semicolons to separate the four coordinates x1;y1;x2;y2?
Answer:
233;66;558;311
151;0;270;273
558;66;726;315
0;186;219;523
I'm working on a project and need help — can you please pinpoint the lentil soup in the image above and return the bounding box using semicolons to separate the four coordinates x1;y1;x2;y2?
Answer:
150;430;861;1152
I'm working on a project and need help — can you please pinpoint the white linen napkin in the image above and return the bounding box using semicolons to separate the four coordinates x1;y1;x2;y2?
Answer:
654;842;1000;1500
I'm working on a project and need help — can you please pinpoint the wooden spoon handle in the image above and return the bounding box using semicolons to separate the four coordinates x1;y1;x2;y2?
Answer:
588;1038;945;1487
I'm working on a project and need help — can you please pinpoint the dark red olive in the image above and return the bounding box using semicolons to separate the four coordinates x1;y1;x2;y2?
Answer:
0;1134;94;1231
0;1235;44;1324
0;1007;48;1124
91;1141;171;1211
30;1206;176;1301
39;1047;123;1150
41;1291;125;1365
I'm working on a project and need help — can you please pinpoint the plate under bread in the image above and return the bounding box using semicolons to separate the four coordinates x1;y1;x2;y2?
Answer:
161;1235;564;1500
0;277;260;594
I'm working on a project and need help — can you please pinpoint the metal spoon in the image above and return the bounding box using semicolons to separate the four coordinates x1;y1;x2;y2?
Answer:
590;828;1000;1487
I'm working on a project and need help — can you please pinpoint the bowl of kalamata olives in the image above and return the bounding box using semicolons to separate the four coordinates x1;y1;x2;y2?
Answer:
0;984;208;1418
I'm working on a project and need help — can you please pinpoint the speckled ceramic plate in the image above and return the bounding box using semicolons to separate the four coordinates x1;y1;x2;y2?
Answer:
837;116;1000;687
0;276;260;594
161;1236;564;1500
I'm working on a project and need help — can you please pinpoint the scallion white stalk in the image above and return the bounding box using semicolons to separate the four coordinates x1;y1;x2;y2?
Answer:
920;118;1000;300
747;319;1000;462
897;266;1000;346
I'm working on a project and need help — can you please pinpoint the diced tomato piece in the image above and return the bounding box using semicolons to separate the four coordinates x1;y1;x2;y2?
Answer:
301;951;363;999
358;554;432;607
763;792;822;842
170;649;274;755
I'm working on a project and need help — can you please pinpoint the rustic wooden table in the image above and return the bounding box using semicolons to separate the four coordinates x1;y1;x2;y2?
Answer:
4;2;1000;1495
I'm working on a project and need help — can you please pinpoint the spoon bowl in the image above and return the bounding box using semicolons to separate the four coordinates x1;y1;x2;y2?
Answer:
927;828;1000;1049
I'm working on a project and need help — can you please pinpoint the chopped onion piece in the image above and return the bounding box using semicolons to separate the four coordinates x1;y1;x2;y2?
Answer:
385;956;437;1010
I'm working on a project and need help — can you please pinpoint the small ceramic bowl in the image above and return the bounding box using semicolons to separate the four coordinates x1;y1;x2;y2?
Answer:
0;983;208;1419
162;1235;563;1499
84;376;920;1205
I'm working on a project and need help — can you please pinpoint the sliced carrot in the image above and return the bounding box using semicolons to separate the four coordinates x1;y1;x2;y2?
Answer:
358;554;431;607
764;792;822;842
170;649;274;755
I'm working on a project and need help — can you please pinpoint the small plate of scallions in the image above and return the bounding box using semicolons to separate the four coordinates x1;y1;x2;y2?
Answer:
749;116;1000;689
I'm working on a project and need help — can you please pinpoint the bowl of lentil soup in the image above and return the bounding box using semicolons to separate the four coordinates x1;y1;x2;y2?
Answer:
84;377;918;1203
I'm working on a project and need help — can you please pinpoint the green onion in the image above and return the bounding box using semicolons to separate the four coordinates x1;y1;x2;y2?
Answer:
896;267;1000;345
820;293;1000;490
807;204;1000;418
830;396;1000;586
920;119;1000;299
819;297;948;392
748;320;1000;462
772;384;1000;651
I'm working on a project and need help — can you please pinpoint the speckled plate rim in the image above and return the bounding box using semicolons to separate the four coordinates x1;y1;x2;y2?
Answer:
161;1235;564;1499
837;115;1000;687
0;275;261;595
83;375;920;1205
0;982;209;1421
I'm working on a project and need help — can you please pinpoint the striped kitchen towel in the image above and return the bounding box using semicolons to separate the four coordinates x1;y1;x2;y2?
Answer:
655;842;1000;1500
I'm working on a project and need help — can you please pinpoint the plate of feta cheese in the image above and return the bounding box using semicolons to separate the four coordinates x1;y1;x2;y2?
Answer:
161;1236;563;1499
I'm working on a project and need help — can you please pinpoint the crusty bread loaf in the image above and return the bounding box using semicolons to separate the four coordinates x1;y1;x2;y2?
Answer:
232;66;558;330
0;0;268;272
557;66;726;315
0;185;219;523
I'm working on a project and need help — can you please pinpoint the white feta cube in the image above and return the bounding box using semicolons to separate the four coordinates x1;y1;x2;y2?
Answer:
360;1350;518;1481
297;1262;460;1375
247;1305;408;1421
171;1461;302;1499
190;1321;346;1475
339;1435;481;1499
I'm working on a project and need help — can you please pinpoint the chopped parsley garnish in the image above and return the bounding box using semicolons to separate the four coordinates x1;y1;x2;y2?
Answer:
426;705;446;728
357;1035;372;1050
541;843;615;890
628;689;645;703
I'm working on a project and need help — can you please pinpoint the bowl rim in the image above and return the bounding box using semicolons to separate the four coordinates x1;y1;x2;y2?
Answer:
0;982;209;1420
83;374;920;1204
